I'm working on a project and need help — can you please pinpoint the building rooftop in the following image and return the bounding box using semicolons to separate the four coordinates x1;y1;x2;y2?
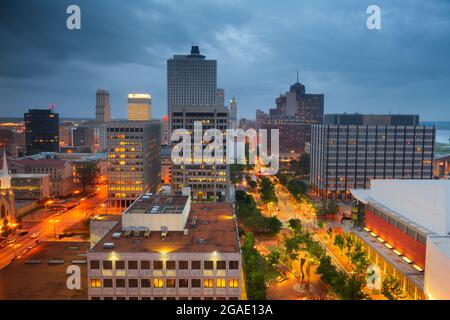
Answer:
11;158;67;168
11;173;49;178
124;194;188;215
90;203;239;254
0;241;89;300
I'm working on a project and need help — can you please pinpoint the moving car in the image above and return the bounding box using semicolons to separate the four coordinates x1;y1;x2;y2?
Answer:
30;232;40;239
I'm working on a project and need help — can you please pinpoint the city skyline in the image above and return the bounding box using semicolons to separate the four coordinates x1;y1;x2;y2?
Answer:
1;0;450;120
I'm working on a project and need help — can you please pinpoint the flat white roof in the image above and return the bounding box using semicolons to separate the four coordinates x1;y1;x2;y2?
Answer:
351;179;450;236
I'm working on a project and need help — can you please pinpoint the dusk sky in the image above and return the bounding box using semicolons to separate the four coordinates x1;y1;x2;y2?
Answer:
0;0;449;120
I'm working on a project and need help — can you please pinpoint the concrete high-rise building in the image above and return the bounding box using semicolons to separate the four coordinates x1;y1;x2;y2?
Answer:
95;89;111;124
24;109;59;155
127;93;152;121
87;194;243;300
167;46;229;202
106;120;161;208
59;121;75;148
167;45;217;134
310;114;435;200
229;96;237;121
161;115;170;146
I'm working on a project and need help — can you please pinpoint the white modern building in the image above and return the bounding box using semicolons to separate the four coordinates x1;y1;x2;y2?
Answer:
127;93;152;121
351;179;450;300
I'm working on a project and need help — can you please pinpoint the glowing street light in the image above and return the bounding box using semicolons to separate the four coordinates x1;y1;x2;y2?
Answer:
49;219;60;240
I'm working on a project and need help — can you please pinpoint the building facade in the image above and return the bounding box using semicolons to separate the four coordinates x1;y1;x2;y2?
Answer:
127;93;152;121
351;179;450;300
24;109;59;155
170;106;229;201
10;158;74;197
168;46;229;202
87;194;243;300
310;114;435;200
106;120;161;208
11;174;50;200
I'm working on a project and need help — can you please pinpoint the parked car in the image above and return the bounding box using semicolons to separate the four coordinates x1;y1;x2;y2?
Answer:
18;230;29;236
30;232;40;239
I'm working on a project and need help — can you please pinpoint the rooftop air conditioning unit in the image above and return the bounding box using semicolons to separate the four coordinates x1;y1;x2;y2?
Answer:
161;226;168;240
183;228;189;236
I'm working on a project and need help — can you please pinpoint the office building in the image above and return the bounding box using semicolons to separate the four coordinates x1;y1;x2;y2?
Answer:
72;126;96;152
10;158;74;197
128;93;152;121
256;78;324;158
59;121;75;148
167;45;217;134
433;154;450;179
161;146;172;185
11;173;50;200
24;109;59;155
96;89;111;124
216;88;225;107
87;193;243;300
106;120;161;208
168;46;229;202
310;114;435;200
351;179;450;300
161;115;170;146
171;107;229;201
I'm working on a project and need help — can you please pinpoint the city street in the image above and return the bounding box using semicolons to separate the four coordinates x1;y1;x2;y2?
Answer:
0;185;108;269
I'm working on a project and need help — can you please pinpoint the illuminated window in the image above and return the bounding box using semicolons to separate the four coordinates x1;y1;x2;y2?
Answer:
216;278;226;288
153;278;164;288
90;279;101;288
166;278;176;288
203;279;214;288
229;278;239;288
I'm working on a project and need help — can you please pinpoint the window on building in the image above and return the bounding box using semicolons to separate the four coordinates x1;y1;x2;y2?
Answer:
141;279;151;288
115;279;125;288
154;260;163;270
191;261;201;269
204;261;214;270
115;260;125;270
153;278;164;288
191;279;201;288
178;261;188;269
166;278;176;288
141;260;151;270
90;260;100;270
216;278;226;288
91;297;101;300
116;297;126;300
103;297;113;300
166;261;176;270
128;261;138;269
102;260;112;270
90;279;101;288
129;297;139;300
128;279;138;288
178;279;189;288
203;279;214;288
228;278;239;288
103;278;113;288
154;297;164;300
216;261;226;270
229;261;239;269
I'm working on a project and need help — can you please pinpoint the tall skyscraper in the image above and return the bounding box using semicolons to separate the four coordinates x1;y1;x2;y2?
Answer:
167;46;229;202
106;120;161;208
95;89;111;152
24;109;59;155
310;114;435;200
127;93;152;121
95;89;111;124
229;96;237;130
167;45;217;133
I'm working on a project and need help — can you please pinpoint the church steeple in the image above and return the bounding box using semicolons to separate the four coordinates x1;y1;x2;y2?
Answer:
0;150;11;190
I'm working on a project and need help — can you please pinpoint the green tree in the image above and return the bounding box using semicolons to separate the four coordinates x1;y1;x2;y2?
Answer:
76;161;100;193
333;234;345;256
349;241;369;273
344;233;355;256
382;274;404;300
288;218;302;235
266;248;281;267
297;153;310;176
331;272;368;300
316;255;339;284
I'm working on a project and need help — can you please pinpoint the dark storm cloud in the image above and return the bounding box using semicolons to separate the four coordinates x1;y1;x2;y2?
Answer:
0;0;449;120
